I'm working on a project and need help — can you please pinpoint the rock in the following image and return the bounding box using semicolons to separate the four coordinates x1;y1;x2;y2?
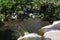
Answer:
38;20;60;36
17;33;42;40
44;30;60;40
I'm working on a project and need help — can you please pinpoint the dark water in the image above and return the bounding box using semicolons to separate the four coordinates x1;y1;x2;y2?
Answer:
7;18;42;35
0;18;49;40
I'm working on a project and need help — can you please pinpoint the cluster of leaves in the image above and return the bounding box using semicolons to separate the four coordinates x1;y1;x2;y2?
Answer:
40;3;60;21
0;0;60;21
54;6;60;20
0;0;38;19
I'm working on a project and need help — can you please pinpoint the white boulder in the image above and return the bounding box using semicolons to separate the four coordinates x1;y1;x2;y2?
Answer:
44;30;60;40
17;33;42;40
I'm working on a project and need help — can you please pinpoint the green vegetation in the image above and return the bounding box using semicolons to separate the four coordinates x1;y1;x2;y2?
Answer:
0;0;60;20
0;0;60;21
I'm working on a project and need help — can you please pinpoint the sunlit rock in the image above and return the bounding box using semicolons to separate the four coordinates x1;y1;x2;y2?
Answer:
17;33;42;40
24;32;29;35
44;30;60;40
42;20;60;29
29;13;35;18
11;15;17;20
32;15;35;18
29;13;33;17
38;20;60;36
1;18;4;22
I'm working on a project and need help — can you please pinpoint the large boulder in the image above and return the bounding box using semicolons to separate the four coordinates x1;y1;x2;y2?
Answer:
38;20;60;36
44;30;60;40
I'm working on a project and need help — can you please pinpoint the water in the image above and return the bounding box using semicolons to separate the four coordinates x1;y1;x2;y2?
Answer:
7;18;42;35
0;18;50;40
